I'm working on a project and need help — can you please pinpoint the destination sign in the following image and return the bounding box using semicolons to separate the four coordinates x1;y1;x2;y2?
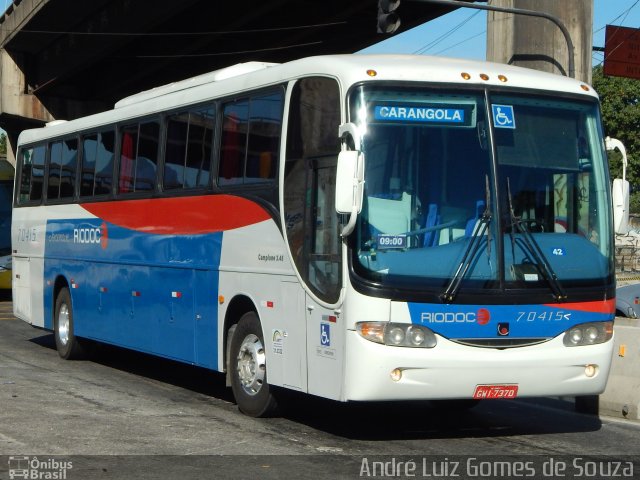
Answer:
372;103;473;126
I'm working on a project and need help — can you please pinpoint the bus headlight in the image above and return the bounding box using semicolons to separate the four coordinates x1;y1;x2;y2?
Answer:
562;321;613;347
356;322;437;348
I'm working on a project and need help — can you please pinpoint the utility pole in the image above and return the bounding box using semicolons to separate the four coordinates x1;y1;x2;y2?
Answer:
487;0;593;84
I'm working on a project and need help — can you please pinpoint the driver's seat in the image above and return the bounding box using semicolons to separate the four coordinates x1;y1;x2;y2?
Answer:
423;203;440;247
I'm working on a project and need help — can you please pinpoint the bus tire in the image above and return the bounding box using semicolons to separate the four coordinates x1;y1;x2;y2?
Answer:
54;287;85;360
229;311;279;417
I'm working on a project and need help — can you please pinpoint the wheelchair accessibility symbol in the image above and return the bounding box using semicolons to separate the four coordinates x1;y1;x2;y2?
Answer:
492;104;516;129
320;323;331;346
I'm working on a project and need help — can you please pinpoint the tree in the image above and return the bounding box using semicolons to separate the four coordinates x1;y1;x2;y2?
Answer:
592;65;640;212
0;133;6;156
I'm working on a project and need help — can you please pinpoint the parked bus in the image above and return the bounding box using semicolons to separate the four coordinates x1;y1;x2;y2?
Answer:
12;55;615;416
0;156;14;289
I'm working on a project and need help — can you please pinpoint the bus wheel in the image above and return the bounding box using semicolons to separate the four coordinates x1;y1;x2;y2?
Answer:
54;287;85;360
229;312;278;417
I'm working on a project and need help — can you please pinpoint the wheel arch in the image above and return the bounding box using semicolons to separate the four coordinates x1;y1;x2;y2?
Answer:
223;294;260;376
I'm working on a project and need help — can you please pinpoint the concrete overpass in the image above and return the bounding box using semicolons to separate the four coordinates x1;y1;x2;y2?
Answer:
0;0;478;163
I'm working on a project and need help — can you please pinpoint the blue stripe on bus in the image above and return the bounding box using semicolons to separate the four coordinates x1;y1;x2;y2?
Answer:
43;218;222;369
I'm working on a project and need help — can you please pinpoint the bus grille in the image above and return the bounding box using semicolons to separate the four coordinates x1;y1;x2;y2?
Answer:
451;337;551;348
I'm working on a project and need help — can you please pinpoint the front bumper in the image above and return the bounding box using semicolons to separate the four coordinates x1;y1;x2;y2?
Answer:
343;330;613;401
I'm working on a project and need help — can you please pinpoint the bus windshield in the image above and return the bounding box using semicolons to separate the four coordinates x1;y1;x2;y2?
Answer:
349;85;612;297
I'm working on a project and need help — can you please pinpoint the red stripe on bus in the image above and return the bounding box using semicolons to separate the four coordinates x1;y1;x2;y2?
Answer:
81;195;271;235
543;299;615;314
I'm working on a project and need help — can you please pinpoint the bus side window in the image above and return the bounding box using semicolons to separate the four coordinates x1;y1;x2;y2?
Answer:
218;89;283;187
164;107;214;190
118;121;159;194
18;145;46;204
185;108;214;188
95;131;115;195
81;134;99;196
46;138;78;201
164;112;189;189
219;101;248;186
136;121;159;192
119;125;138;193
246;92;283;182
59;139;78;200
82;131;114;197
47;141;62;200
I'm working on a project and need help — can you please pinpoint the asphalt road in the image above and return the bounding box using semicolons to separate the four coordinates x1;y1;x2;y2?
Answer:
0;297;639;479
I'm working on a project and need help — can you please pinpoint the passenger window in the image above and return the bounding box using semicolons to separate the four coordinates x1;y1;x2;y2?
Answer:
48;142;62;199
218;89;283;186
164;113;189;189
246;93;282;182
136;122;159;191
81;134;98;196
219;100;248;186
119;121;159;194
119;125;137;193
18;145;46;204
185;109;214;188
95;131;115;195
164;107;214;190
59;139;78;199
82;131;115;197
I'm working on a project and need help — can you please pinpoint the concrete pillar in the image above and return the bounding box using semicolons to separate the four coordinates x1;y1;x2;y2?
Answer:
0;49;53;166
487;0;593;84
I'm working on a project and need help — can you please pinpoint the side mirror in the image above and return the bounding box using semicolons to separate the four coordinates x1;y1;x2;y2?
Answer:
335;150;365;236
605;137;629;234
613;178;630;234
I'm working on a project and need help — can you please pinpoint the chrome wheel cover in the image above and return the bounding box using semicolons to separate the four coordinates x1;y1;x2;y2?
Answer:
58;303;70;346
236;333;266;396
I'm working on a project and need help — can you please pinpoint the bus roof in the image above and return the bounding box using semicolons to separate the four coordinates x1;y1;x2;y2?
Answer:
18;54;599;146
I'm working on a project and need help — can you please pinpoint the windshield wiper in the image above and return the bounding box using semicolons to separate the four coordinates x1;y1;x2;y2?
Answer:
506;178;567;302
442;175;492;303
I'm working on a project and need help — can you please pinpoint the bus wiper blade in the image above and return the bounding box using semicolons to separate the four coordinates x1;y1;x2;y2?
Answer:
506;178;567;302
441;175;492;303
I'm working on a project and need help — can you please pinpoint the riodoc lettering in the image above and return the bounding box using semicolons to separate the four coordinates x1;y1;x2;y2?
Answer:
73;228;101;245
421;312;476;323
374;105;465;124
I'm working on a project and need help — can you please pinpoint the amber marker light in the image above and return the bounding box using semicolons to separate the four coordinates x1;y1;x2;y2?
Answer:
580;84;590;92
498;74;508;82
390;368;403;382
605;321;614;340
366;69;378;77
461;72;471;80
218;295;225;304
357;322;385;344
479;73;489;81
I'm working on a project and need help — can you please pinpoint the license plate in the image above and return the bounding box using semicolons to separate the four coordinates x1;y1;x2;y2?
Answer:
473;384;519;399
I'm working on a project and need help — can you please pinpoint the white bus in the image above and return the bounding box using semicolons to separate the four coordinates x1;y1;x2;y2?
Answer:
12;55;615;416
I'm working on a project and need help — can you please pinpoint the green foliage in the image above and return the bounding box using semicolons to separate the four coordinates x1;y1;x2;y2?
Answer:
592;66;640;212
0;133;6;156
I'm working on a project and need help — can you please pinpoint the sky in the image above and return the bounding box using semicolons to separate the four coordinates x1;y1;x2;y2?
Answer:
361;0;640;69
